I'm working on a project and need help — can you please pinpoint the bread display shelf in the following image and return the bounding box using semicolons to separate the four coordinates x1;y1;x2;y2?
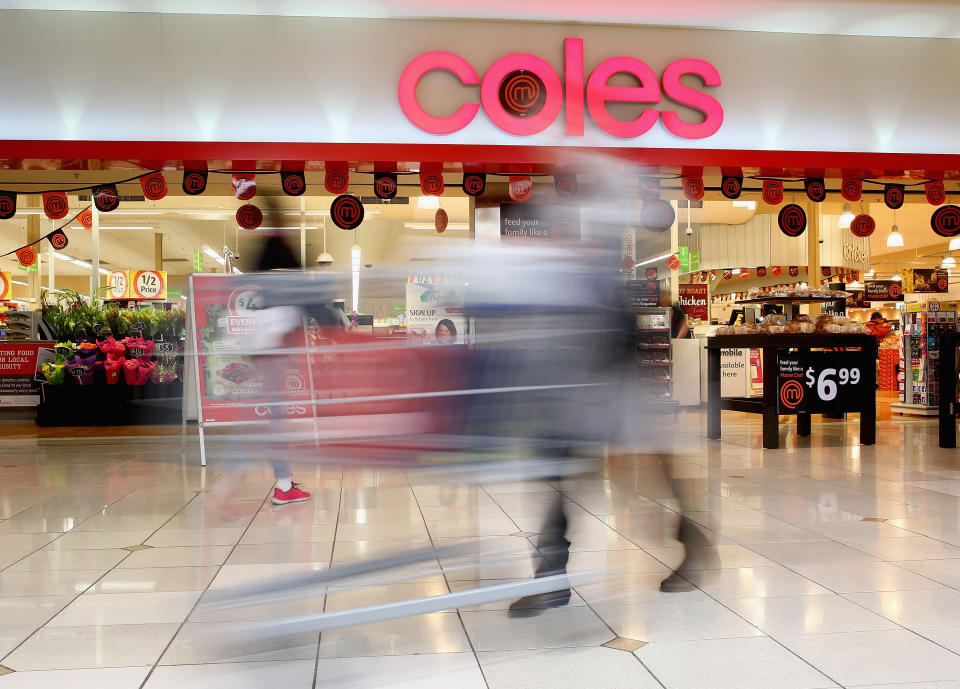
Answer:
735;296;844;305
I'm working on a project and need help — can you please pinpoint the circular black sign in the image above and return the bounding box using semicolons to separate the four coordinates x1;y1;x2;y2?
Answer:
498;70;546;118
778;204;807;237
331;194;364;230
931;205;960;237
640;200;675;232
374;173;397;199
0;191;15;220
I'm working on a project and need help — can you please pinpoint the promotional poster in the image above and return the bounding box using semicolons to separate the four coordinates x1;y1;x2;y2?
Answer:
405;275;466;345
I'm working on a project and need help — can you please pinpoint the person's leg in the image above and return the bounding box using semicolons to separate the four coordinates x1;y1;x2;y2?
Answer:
660;452;718;592
509;475;572;615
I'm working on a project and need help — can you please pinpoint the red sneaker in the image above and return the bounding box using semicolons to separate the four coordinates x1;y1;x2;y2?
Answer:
271;483;311;505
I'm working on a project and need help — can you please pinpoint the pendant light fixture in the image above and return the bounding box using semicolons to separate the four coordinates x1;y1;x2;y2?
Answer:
838;203;854;229
942;256;957;269
315;218;334;265
950;236;960;251
886;215;904;248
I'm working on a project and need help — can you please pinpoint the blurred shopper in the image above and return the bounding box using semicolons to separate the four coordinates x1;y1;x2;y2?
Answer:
866;311;891;343
253;230;313;505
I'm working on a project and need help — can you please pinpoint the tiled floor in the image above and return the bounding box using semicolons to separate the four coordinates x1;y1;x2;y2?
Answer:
1;411;960;688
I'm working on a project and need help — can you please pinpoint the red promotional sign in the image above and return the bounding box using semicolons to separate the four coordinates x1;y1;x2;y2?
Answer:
0;343;54;407
678;284;708;321
666;254;680;270
190;275;313;425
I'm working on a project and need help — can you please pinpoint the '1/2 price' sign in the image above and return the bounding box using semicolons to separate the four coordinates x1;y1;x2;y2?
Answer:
778;351;871;414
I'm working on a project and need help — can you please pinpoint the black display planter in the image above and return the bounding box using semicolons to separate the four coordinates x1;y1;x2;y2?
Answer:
36;379;184;426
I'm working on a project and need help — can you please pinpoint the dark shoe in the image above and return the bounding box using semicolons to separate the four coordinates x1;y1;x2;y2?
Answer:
660;571;695;592
508;589;571;617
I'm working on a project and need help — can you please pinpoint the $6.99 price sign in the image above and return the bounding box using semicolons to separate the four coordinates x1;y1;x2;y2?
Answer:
778;352;870;414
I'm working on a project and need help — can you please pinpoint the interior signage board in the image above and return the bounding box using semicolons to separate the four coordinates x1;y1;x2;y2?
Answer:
678;283;708;321
865;280;904;302
499;203;581;240
778;351;871;414
627;279;660;309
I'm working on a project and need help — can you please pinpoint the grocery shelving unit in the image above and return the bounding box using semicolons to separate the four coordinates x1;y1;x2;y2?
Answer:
635;307;673;402
892;310;958;416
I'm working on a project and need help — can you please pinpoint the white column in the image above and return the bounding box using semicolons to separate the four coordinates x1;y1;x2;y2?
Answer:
90;206;100;302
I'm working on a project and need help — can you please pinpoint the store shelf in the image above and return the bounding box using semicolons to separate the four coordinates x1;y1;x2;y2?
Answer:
890;402;939;417
707;333;876;348
735;296;846;305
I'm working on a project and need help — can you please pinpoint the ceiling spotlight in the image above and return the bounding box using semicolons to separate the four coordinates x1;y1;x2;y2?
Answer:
942;256;957;269
950;237;960;251
886;224;904;248
838;203;854;229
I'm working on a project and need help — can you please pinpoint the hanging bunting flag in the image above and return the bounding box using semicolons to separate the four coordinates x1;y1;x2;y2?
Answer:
926;180;946;206
374;172;398;200
850;214;876;237
841;178;862;202
0;191;15;220
508;176;532;202
682;176;704;201
554;174;577;197
139;172;168;200
182;169;208;195
47;229;68;250
236;204;263;230
324;162;349;194
884;184;905;209
77;207;93;230
722;270;732;279
638;178;660;201
420;165;444;196
757;266;767;278
330;194;364;230
789;266;799;277
43;191;68;219
762;180;784;206
435;208;448;233
772;266;782;276
93;184;119;213
232;174;256;200
740;269;750;279
281;171;306;196
699;271;709;282
16;246;36;267
931;205;960;237
721;175;742;200
778;204;807;237
462;172;486;197
805;177;826;203
821;266;831;278
640;200;675;232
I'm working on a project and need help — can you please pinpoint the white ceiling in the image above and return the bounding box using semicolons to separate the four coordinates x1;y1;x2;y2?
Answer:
5;1;960;38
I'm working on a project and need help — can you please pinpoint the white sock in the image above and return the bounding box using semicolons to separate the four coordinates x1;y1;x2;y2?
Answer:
276;479;293;492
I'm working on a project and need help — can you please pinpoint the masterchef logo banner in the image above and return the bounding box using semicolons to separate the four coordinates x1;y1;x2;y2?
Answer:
399;38;722;139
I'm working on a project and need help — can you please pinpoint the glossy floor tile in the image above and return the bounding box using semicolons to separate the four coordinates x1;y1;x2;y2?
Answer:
5;413;960;686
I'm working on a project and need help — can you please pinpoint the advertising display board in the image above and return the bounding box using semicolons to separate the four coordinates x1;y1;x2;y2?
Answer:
0;342;54;406
678;284;708;321
189;274;312;425
628;279;661;309
865;280;904;302
905;269;949;294
778;351;872;414
499;203;581;240
405;275;466;345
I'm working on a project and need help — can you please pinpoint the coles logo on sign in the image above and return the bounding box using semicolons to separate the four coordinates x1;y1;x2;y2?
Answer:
399;38;723;139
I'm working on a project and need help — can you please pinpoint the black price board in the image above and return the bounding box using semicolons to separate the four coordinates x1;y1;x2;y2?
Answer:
627;279;661;309
778;351;871;414
821;282;847;316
